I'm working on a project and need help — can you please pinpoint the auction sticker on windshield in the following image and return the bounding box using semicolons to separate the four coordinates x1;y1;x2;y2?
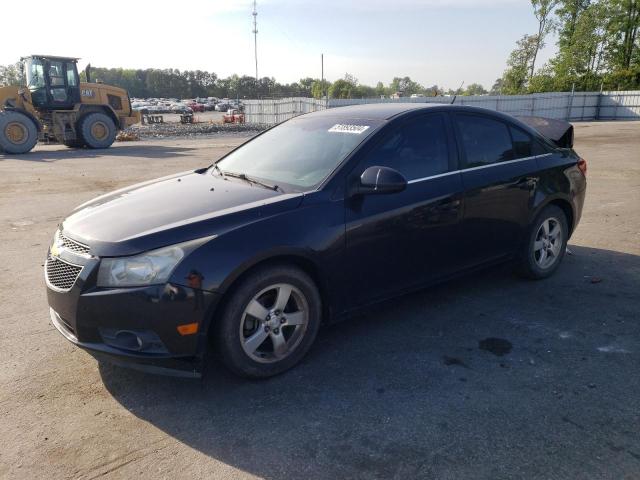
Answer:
328;124;370;134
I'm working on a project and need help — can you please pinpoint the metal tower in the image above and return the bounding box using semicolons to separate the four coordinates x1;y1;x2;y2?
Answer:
252;0;258;81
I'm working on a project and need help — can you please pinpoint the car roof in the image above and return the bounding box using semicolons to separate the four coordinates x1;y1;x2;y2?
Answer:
305;102;446;121
300;103;538;130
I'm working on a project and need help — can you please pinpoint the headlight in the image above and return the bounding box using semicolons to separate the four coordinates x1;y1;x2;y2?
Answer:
97;236;215;287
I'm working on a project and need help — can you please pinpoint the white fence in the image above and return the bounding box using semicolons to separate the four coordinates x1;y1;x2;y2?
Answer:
243;91;640;125
243;98;327;125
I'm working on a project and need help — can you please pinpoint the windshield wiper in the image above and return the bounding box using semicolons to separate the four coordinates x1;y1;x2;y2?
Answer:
212;164;225;177
222;171;282;192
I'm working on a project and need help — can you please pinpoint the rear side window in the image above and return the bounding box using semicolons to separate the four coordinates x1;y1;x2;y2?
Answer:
361;114;449;180
510;125;550;158
455;114;513;168
65;62;78;86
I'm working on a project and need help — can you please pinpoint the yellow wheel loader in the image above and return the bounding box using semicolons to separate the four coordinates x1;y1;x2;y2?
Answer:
0;55;140;154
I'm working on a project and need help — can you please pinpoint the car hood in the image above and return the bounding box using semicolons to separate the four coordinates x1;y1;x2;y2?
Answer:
61;170;303;256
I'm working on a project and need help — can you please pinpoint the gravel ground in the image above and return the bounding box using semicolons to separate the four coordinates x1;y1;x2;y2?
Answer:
0;122;639;479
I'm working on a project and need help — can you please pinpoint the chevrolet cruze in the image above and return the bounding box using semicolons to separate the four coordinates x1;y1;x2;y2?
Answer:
45;104;586;378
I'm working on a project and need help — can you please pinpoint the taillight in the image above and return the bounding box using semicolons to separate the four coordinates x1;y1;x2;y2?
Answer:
577;158;587;175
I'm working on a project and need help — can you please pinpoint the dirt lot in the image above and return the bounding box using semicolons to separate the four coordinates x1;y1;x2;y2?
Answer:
1;122;639;479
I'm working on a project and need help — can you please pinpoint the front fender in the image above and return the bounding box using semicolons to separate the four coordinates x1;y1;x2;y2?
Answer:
169;191;346;327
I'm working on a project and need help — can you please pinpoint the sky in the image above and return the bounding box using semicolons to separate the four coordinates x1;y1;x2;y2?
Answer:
0;0;557;90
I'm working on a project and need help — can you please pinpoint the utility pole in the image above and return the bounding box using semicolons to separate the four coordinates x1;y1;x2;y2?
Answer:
252;0;258;82
321;53;324;99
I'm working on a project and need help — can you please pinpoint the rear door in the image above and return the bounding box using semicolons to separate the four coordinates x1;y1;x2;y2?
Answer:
453;113;546;267
344;113;464;307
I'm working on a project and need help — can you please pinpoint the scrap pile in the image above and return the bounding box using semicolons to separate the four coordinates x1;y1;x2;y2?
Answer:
125;122;266;139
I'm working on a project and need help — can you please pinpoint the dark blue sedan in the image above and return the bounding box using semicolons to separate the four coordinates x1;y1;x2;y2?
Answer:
45;103;587;378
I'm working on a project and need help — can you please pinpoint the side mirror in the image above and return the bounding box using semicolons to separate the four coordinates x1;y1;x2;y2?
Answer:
358;166;407;195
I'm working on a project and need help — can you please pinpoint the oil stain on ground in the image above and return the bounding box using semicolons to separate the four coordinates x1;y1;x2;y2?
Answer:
442;356;470;369
479;338;513;356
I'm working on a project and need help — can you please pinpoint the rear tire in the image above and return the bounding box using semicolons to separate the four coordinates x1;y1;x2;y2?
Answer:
518;205;568;279
78;112;116;149
214;265;322;378
0;111;38;154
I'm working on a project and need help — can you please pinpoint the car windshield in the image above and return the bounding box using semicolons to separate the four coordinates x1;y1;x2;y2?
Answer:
214;116;382;190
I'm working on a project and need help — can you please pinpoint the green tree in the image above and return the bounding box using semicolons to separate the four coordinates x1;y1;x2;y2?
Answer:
530;0;559;79
502;34;539;93
389;76;424;96
463;83;488;95
606;0;640;71
329;73;358;99
0;62;24;86
489;78;504;94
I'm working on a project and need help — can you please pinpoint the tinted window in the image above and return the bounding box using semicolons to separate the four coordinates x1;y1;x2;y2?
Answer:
216;116;382;190
361;114;449;180
510;126;535;158
456;114;513;168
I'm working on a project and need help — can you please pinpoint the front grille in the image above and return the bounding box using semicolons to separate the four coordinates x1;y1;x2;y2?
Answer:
60;233;90;256
45;254;82;291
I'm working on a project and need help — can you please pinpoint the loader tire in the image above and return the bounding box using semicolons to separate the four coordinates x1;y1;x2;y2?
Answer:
79;112;116;149
0;111;38;154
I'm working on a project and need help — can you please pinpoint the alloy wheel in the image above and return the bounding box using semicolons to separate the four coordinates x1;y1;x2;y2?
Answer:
239;283;309;363
533;217;563;269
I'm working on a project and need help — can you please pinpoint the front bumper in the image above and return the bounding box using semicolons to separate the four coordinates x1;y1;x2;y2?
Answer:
46;247;220;377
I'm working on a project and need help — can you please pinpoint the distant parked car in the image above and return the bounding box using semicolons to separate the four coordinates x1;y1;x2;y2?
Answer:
171;104;193;114
223;109;245;124
215;103;230;112
189;103;206;113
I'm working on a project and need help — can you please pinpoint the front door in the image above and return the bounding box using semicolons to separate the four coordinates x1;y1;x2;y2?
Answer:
45;60;79;109
344;113;464;308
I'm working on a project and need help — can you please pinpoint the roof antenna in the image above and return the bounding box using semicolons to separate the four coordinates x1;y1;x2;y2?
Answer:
451;81;464;104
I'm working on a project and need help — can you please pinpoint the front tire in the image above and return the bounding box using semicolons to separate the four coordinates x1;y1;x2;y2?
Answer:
78;112;116;149
0;111;38;154
214;265;322;378
518;205;568;279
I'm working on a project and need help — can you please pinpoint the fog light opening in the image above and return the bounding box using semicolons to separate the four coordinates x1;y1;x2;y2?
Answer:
115;330;145;351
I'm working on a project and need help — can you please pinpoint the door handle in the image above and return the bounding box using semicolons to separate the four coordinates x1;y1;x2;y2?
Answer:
516;177;537;189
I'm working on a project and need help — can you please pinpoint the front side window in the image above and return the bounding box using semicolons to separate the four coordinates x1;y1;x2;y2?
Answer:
215;116;382;190
26;58;45;89
456;114;513;168
359;114;450;180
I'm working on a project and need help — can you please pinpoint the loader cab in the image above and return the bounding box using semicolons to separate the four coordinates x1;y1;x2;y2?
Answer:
23;55;81;110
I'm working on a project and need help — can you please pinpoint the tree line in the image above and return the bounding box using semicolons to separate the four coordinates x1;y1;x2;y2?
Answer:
500;0;639;93
0;63;486;99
